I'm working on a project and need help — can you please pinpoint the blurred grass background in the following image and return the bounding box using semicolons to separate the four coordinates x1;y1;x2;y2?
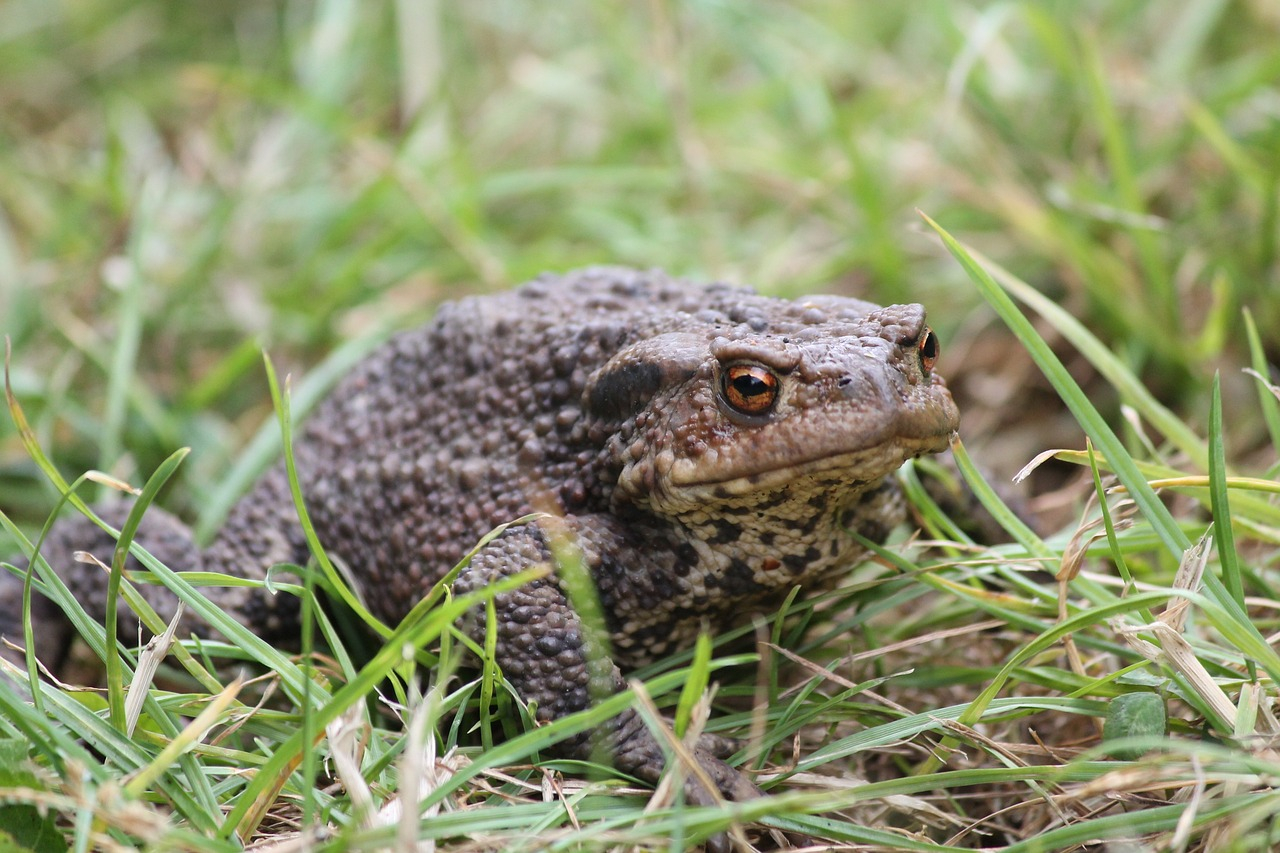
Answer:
4;1;1280;849
3;0;1277;533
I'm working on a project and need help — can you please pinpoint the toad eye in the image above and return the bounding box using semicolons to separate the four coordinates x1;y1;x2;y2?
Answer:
918;327;939;375
721;364;779;416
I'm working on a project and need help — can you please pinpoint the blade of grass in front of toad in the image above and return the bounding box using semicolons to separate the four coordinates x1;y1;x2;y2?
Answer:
7;345;236;692
6;361;241;702
673;631;714;741
220;565;546;840
103;446;188;730
263;352;393;642
193;330;390;545
0;649;101;772
1;472;109;710
0;650;221;836
947;436;1048;558
921;214;1280;687
262;351;360;831
4;363;242;831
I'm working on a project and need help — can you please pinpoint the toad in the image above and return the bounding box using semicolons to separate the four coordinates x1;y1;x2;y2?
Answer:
1;267;959;826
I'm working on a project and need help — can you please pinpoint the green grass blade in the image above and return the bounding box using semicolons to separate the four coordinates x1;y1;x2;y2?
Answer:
965;248;1206;468
262;352;391;639
948;437;1047;557
193;332;389;545
218;566;544;839
922;213;1280;690
104;446;189;730
1207;373;1243;609
921;212;1191;559
674;631;713;740
1085;441;1139;604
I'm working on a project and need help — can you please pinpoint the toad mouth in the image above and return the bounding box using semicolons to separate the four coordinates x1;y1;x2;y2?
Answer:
668;431;956;496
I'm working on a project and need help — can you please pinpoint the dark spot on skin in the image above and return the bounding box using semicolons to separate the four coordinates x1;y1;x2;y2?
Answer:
597;587;617;612
666;604;699;623
673;542;699;576
588;360;669;419
721;559;759;595
707;520;740;545
627;608;696;653
759;531;776;547
596;552;621;578
782;553;809;572
859;520;892;544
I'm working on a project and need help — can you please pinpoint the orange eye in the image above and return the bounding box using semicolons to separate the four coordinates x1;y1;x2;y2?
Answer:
722;364;779;415
918;328;939;375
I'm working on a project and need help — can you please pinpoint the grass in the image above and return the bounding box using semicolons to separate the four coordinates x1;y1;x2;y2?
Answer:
2;0;1280;850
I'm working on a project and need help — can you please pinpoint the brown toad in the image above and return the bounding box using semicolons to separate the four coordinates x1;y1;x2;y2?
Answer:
1;267;958;817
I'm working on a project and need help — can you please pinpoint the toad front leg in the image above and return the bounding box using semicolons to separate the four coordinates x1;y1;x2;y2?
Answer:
451;522;760;807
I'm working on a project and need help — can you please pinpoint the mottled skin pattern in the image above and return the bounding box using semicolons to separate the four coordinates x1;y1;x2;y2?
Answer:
1;267;959;826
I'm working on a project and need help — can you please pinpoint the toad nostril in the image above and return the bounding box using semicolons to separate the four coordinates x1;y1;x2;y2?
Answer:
837;375;863;399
